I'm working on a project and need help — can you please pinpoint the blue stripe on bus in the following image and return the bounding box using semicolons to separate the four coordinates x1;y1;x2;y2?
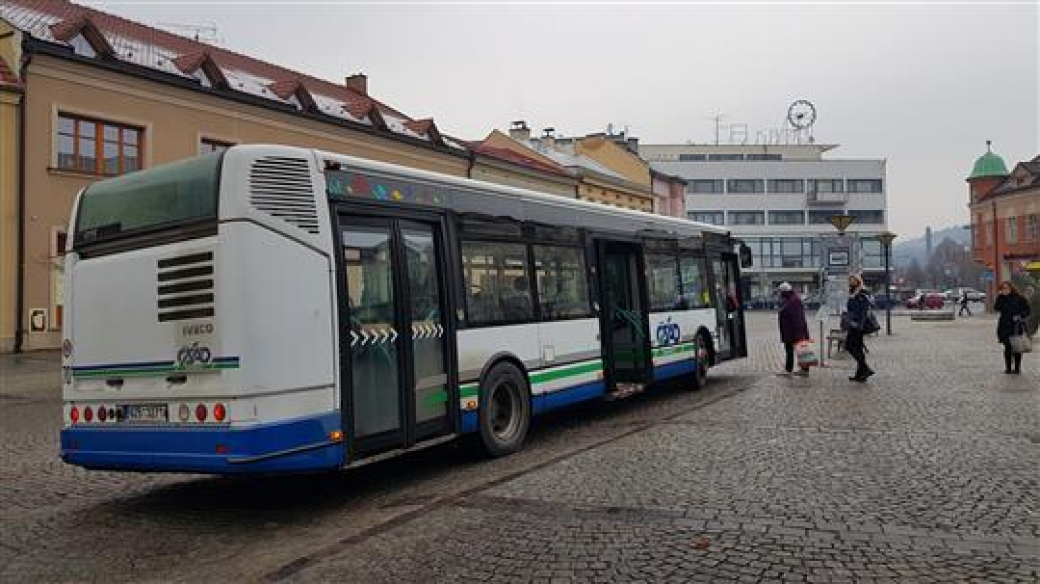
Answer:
654;359;698;380
61;412;343;474
532;381;607;415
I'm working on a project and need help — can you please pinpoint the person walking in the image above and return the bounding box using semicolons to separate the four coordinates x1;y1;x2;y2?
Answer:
994;281;1031;374
958;290;972;317
776;282;811;377
845;274;875;382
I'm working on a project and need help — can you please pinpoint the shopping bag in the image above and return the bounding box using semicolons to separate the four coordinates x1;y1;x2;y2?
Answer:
1009;332;1033;354
795;340;818;367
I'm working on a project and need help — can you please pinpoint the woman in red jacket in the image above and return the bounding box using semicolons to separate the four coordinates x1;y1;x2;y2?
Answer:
777;282;810;377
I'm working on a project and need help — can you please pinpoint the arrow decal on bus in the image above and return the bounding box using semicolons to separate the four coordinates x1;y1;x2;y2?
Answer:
350;326;398;347
411;322;443;339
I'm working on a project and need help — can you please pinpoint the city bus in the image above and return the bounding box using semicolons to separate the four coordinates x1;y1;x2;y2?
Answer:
60;145;747;474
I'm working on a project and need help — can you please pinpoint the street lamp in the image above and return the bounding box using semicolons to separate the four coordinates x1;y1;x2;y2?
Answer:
878;231;898;335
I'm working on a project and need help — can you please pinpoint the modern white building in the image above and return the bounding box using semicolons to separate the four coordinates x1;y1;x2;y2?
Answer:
640;144;889;301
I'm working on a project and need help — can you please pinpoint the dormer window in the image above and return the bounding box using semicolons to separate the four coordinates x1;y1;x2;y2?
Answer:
69;34;97;58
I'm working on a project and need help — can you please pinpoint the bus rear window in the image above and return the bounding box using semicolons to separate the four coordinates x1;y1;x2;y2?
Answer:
74;153;222;247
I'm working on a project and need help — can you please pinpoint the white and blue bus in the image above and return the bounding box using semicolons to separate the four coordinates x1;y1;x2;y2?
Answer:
60;145;747;474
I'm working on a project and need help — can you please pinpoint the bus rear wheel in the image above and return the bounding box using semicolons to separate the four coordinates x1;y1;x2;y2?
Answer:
478;362;531;457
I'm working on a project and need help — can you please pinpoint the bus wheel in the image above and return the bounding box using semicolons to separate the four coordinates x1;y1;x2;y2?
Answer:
478;362;531;457
690;332;711;390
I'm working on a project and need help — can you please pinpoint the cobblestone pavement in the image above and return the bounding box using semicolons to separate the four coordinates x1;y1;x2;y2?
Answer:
1;313;1037;583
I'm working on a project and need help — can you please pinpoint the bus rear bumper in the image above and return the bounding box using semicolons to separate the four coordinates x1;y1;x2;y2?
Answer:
60;412;344;474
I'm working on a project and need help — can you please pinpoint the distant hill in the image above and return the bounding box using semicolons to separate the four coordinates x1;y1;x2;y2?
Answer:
892;225;970;267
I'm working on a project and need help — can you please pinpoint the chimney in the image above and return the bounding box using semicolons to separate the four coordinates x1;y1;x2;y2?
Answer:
346;73;367;95
509;120;530;141
541;127;556;149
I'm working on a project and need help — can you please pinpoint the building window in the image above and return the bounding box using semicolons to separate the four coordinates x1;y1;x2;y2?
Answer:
708;153;744;161
847;210;885;224
678;153;706;161
808;211;839;224
767;179;804;193
57;113;142;176
1006;216;1018;244
746;153;782;161
726;179;765;193
688;211;725;225
808;179;845;193
848;179;883;193
1027;214;1038;242
768;210;805;225
199;137;234;155
728;211;765;225
686;180;724;194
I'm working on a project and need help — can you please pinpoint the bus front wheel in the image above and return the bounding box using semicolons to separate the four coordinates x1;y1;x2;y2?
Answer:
478;362;531;457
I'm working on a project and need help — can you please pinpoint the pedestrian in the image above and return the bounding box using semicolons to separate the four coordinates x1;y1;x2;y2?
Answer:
958;290;972;317
844;274;875;382
776;282;811;377
993;280;1031;374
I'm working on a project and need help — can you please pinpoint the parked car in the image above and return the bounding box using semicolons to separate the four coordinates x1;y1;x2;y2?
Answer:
906;292;946;309
944;287;986;302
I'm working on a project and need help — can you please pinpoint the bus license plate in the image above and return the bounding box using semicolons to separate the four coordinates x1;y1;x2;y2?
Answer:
123;404;168;424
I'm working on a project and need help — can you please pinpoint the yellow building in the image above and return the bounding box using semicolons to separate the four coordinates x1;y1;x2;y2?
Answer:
468;130;578;197
492;122;656;212
1;0;471;351
1;24;23;353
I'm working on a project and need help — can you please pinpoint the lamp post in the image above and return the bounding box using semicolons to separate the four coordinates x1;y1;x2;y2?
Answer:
878;232;897;335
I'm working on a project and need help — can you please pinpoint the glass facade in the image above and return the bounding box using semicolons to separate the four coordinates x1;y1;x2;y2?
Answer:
727;179;765;193
848;179;883;193
686;179;724;194
767;179;805;193
729;211;765;225
768;210;805;225
743;236;887;270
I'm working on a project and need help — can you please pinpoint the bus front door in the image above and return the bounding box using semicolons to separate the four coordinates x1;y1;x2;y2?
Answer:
710;253;746;360
340;216;453;459
598;241;651;391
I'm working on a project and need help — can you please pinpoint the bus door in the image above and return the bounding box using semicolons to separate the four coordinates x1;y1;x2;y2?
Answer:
339;215;453;459
597;241;652;389
709;253;746;360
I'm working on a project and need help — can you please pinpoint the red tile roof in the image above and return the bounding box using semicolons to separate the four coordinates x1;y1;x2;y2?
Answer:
2;0;457;148
469;142;572;178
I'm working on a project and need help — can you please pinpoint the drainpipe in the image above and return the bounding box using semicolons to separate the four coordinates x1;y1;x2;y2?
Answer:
13;47;30;352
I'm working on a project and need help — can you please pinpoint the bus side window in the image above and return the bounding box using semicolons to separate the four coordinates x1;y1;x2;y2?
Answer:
461;240;533;326
680;256;709;309
646;253;681;312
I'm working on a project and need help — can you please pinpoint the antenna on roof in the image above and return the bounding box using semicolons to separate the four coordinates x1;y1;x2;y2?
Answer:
705;112;727;145
156;22;222;45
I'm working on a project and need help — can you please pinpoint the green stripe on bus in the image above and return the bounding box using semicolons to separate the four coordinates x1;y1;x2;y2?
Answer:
72;362;240;379
652;343;695;358
460;384;479;399
530;359;602;385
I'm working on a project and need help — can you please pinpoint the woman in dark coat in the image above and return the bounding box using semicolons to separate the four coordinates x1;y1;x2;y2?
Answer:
994;281;1031;374
845;274;874;382
777;282;810;376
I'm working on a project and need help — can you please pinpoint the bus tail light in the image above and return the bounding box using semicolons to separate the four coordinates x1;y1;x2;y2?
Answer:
213;403;226;422
98;407;108;422
195;403;208;422
84;406;94;422
70;406;80;424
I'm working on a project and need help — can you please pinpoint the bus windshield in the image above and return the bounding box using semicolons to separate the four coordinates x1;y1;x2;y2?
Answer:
74;152;223;248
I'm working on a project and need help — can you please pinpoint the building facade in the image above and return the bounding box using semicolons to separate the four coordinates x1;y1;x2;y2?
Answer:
641;143;889;299
1;0;475;351
967;144;1040;301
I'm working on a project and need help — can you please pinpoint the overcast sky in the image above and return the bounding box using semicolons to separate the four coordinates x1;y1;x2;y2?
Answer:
92;0;1038;238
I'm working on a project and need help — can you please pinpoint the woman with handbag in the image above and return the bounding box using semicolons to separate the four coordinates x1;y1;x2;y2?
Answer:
994;281;1031;374
845;274;875;382
776;282;811;377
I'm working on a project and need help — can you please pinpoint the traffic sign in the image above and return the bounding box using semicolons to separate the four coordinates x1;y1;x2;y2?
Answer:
829;214;855;232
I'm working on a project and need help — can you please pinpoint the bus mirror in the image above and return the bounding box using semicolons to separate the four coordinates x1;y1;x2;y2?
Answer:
739;243;753;268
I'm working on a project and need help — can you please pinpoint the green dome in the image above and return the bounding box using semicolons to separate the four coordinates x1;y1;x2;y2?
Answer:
968;142;1009;179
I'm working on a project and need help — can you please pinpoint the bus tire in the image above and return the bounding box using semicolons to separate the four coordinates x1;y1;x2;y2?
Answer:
478;362;531;457
689;331;711;390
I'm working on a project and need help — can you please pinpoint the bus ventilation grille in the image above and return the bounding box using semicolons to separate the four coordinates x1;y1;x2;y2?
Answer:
248;156;320;235
157;252;215;322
